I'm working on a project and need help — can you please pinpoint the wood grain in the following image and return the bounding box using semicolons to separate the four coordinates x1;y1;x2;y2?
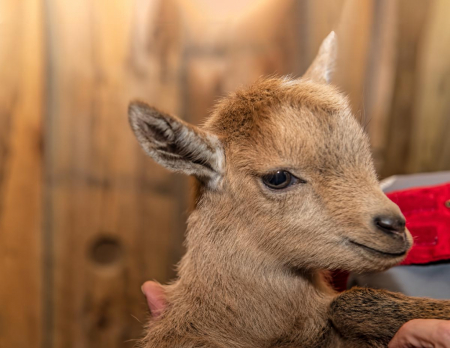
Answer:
0;1;44;348
380;0;432;177
334;0;374;114
364;0;398;172
45;1;185;347
407;0;450;173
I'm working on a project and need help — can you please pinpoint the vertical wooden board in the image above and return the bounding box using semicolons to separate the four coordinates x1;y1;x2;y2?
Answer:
226;0;306;79
178;0;308;126
333;0;374;115
380;0;432;177
407;0;450;173
0;1;44;348
363;0;398;173
45;0;186;347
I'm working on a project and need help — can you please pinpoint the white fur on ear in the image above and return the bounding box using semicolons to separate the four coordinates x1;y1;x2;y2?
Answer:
128;101;224;188
303;31;337;84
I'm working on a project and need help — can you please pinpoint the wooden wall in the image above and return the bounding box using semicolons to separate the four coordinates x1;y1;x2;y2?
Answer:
1;0;449;347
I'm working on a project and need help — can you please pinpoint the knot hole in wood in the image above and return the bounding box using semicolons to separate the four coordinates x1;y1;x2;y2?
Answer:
90;236;123;267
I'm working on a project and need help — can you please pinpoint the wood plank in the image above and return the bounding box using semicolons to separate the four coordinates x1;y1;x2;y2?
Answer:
333;0;374;114
0;1;44;347
363;0;398;173
178;0;310;125
380;0;431;177
407;0;450;173
45;0;186;347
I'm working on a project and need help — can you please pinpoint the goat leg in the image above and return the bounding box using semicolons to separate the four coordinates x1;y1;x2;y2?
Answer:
328;287;450;347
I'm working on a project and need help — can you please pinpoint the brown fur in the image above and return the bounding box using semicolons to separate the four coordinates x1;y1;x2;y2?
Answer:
330;287;450;347
128;32;450;348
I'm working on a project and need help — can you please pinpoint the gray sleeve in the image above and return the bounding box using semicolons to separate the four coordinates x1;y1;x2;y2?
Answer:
347;264;450;300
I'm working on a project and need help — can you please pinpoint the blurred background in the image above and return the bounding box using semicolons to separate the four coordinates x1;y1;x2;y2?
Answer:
1;0;450;347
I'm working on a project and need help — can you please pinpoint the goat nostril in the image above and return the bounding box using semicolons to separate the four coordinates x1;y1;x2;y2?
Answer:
374;215;406;235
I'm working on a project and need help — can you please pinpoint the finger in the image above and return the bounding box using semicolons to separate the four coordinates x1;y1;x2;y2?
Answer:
388;330;409;348
388;320;425;348
389;319;450;348
433;320;450;348
141;281;167;318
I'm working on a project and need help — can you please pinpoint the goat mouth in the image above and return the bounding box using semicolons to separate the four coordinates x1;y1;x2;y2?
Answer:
349;240;407;257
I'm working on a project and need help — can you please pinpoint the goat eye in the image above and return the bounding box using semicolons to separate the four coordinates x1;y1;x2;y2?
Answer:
262;170;299;190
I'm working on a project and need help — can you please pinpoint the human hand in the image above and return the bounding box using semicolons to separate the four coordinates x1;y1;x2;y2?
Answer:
389;319;450;348
141;281;167;318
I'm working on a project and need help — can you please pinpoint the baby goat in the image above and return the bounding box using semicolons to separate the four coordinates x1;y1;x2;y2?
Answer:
129;32;450;348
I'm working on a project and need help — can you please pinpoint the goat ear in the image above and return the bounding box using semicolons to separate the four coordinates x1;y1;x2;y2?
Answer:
303;31;337;84
128;101;224;186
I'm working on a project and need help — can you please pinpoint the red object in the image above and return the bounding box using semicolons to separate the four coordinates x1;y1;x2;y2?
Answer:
388;183;450;265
